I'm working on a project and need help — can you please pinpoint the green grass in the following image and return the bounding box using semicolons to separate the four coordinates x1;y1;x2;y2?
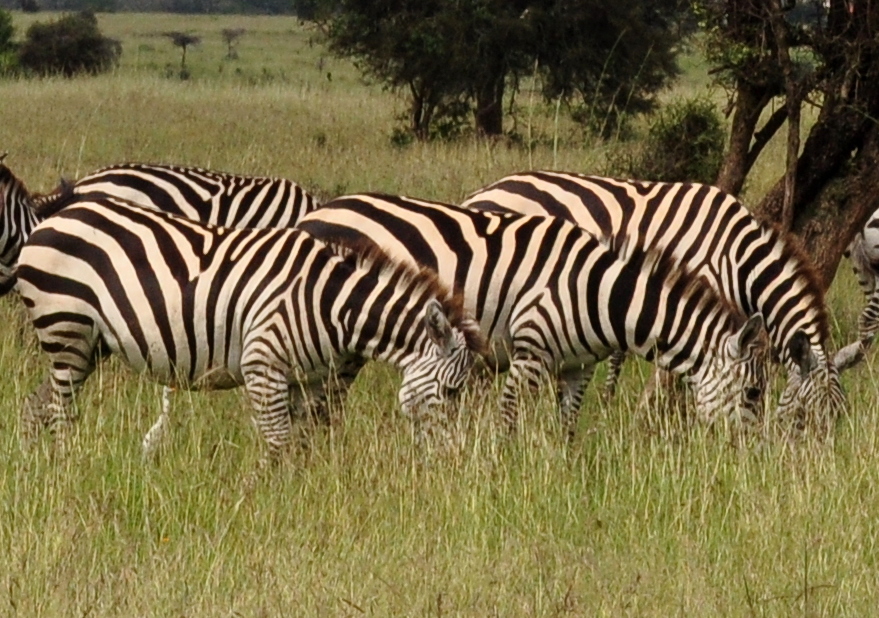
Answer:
1;11;878;617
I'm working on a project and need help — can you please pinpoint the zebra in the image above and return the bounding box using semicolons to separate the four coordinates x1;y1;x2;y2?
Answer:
41;162;321;228
460;171;852;432
6;160;323;456
15;195;484;477
296;193;768;437
845;211;879;345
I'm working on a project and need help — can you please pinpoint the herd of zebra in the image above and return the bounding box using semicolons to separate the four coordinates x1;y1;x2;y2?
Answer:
0;155;874;479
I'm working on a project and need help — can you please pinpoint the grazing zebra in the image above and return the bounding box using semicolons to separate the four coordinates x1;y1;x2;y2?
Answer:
297;193;768;437
22;162;323;455
15;195;484;475
461;171;850;432
845;211;879;344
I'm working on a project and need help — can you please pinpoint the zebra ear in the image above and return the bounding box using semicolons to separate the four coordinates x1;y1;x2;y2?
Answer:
424;298;455;355
787;330;817;377
727;314;764;358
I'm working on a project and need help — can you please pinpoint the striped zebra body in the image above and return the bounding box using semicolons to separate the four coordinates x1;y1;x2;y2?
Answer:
30;162;322;456
16;196;483;471
845;210;879;343
461;171;845;431
297;194;767;436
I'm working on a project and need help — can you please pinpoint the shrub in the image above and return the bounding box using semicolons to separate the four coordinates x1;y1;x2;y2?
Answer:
627;97;725;184
0;9;14;54
17;10;121;77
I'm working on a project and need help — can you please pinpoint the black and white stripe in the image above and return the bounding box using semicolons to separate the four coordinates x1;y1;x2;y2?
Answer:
461;171;847;431
49;162;321;228
297;193;767;436
0;159;42;296
845;211;879;344
16;196;483;473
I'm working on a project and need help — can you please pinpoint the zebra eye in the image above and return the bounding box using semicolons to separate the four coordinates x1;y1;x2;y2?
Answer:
744;386;761;403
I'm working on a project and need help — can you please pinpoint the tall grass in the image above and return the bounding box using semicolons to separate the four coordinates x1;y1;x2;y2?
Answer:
1;12;877;617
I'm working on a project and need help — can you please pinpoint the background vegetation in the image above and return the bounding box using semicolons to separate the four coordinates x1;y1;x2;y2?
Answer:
1;12;878;617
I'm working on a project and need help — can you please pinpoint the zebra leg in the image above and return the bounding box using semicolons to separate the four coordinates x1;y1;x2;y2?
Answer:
21;362;95;452
557;365;595;441
499;353;552;433
303;357;364;426
142;385;175;461
602;350;626;399
243;365;294;486
21;376;55;448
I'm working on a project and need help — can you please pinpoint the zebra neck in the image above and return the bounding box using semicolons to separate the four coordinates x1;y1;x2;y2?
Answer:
331;280;427;369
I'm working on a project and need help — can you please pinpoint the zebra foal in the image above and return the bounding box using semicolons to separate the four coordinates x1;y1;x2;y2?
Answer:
297;193;768;437
15;195;484;475
462;171;853;432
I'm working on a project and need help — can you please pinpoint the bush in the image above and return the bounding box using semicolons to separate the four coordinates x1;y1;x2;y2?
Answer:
0;9;14;54
17;11;121;77
627;97;726;184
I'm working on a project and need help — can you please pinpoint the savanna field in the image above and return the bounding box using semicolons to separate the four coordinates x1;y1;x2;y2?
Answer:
2;12;879;616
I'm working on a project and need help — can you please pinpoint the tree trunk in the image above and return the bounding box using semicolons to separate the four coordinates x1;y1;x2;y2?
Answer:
784;126;879;288
474;64;505;137
715;81;774;196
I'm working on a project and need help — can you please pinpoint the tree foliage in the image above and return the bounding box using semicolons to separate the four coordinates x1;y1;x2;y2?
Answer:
17;10;121;77
324;0;689;141
530;1;689;137
628;96;725;184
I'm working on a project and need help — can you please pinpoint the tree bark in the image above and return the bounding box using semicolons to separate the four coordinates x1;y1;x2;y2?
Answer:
787;125;879;288
474;67;505;137
715;81;776;196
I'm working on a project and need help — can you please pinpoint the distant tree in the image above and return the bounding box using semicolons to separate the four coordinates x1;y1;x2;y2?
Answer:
324;0;688;141
325;0;532;140
221;27;245;59
529;1;690;138
0;9;14;53
19;0;40;13
164;31;200;77
0;8;15;74
18;10;121;77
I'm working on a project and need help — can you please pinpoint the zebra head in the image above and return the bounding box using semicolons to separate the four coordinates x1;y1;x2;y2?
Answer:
689;313;768;426
397;299;483;435
776;331;847;434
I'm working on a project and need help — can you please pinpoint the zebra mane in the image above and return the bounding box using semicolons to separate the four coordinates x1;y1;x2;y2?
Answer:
28;177;77;218
326;238;487;354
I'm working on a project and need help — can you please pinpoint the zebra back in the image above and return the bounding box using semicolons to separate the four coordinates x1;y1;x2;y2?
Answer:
40;163;321;229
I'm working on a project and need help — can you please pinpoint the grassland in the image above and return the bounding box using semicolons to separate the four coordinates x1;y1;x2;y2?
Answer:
1;11;878;617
